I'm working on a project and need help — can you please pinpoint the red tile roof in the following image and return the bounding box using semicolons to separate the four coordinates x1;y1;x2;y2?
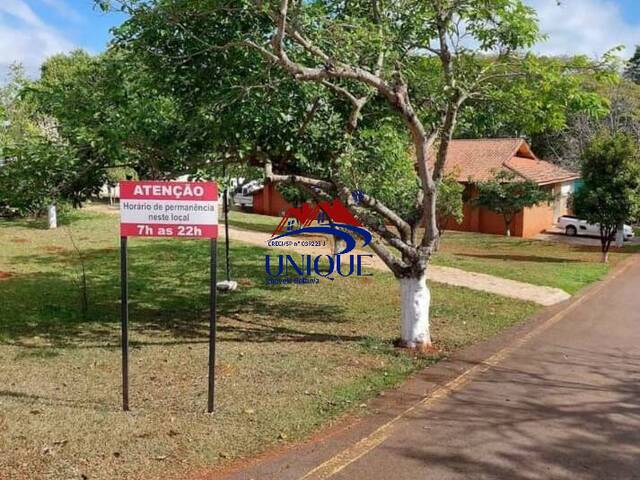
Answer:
441;139;579;185
505;156;579;185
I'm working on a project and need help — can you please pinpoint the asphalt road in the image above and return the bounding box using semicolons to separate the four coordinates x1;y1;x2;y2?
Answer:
219;256;640;480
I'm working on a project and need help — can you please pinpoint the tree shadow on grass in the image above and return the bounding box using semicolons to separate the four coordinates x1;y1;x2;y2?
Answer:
1;240;363;347
0;210;96;231
0;388;112;411
455;253;584;264
227;219;277;234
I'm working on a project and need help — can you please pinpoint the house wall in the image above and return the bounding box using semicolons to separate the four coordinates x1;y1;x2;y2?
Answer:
551;181;575;221
253;183;293;216
445;183;560;238
521;201;554;238
478;207;524;236
520;184;561;238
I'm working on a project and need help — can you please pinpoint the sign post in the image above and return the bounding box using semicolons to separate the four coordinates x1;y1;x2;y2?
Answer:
119;180;219;412
208;239;217;413
120;236;129;411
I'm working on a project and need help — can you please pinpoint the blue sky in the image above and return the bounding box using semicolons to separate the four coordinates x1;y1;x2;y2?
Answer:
1;0;640;80
0;1;125;78
27;1;126;54
618;0;640;22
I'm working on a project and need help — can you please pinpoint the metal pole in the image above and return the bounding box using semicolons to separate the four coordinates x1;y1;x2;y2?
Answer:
223;187;230;282
120;236;129;412
207;239;218;413
222;163;231;282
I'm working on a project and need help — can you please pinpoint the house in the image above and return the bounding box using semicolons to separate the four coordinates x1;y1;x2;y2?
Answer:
441;138;579;238
250;182;294;216
249;138;578;238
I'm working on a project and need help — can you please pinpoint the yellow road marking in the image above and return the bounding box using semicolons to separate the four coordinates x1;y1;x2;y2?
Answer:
298;257;637;480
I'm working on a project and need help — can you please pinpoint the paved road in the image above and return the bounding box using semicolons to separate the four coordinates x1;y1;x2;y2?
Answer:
219;256;640;480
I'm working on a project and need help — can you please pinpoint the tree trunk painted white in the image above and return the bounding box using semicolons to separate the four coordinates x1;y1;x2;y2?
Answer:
47;204;57;229
333;237;347;255
615;223;624;248
399;274;431;348
433;235;441;252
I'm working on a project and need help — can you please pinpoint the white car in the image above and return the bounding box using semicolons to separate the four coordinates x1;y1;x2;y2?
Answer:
233;180;263;208
557;215;635;240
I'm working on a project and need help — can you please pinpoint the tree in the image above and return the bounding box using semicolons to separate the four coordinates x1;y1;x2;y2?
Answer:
0;64;40;145
458;55;611;141
277;183;309;208
573;133;640;263
0;64;86;222
3;49;226;219
0;136;80;217
535;77;640;170
625;46;640;85
435;172;464;248
475;171;550;236
29;50;215;182
109;0;566;350
0;54;115;219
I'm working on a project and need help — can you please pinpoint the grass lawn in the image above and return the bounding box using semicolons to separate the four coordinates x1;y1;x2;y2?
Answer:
433;231;634;294
227;209;281;234
0;210;538;480
225;210;634;294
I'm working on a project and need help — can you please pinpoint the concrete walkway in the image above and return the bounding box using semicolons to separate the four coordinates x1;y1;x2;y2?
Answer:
222;226;571;306
425;265;570;306
219;255;640;480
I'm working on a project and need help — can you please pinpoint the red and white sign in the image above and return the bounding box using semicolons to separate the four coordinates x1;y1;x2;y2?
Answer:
119;181;218;238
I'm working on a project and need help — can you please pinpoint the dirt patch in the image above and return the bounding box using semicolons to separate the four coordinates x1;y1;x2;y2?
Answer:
10;238;29;244
42;246;66;253
0;271;13;280
216;362;235;377
393;338;441;355
237;278;255;287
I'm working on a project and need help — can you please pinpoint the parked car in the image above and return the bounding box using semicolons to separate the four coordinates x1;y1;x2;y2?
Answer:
233;191;253;208
557;215;635;240
0;205;19;218
233;180;262;208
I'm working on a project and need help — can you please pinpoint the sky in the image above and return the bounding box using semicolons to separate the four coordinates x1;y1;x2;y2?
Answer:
1;0;640;81
0;0;125;79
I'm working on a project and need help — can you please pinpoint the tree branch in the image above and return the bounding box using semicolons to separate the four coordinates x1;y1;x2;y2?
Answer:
333;181;412;242
264;160;412;273
320;80;368;133
264;161;335;191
